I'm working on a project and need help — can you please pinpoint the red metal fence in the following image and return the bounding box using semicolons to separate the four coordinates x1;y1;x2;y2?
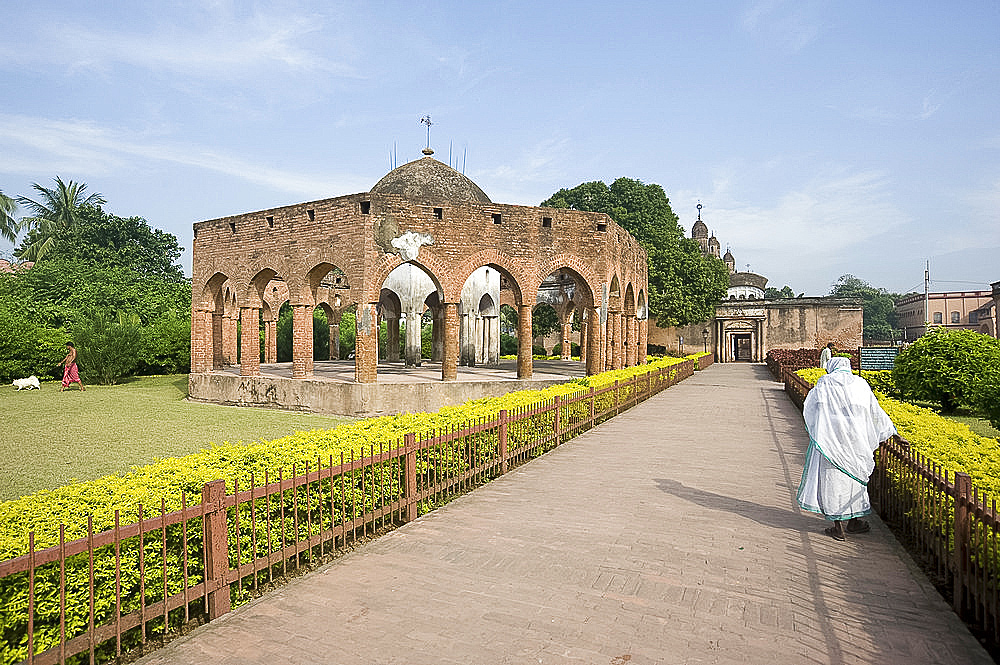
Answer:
1;359;694;665
783;370;1000;644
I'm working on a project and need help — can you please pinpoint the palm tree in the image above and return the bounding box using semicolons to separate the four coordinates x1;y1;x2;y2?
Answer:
0;189;16;243
16;176;106;261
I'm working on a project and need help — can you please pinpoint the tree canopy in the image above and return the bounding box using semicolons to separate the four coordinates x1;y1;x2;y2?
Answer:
828;274;902;341
764;285;796;299
542;178;729;327
15;177;107;261
0;190;16;243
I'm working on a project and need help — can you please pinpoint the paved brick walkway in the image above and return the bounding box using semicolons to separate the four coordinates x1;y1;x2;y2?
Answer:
138;364;992;665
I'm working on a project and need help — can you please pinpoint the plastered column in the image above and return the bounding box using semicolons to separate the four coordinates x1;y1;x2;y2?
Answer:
291;304;314;378
404;309;422;367
561;321;573;360
384;317;399;361
355;302;378;384
579;315;588;368
442;302;459;381
239;307;260;377
517;304;533;379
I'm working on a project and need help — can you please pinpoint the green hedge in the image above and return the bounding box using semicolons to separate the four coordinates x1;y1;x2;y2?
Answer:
0;356;692;665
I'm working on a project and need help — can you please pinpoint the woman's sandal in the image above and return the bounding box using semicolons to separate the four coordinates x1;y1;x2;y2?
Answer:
824;526;846;541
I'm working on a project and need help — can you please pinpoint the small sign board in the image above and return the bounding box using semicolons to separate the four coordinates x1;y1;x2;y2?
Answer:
860;346;899;371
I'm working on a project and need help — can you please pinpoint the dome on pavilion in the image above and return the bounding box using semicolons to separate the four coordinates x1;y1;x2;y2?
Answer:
370;155;491;204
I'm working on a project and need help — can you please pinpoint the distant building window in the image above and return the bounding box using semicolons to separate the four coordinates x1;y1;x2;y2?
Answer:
266;216;274;228
542;216;552;228
360;201;371;214
307;209;315;221
434;207;443;219
951;311;961;324
933;312;942;324
970;312;979;324
597;223;607;232
492;213;502;225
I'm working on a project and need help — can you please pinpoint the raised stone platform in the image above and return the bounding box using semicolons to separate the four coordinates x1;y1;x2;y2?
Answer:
187;359;586;417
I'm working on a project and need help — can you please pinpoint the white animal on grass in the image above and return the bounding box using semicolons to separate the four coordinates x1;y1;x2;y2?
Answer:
12;376;40;390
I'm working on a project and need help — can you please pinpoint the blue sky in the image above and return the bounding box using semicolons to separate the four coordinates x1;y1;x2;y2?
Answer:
2;0;998;297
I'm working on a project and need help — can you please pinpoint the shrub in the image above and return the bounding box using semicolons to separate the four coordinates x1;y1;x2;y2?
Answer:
500;334;518;355
136;310;191;375
72;311;143;384
551;342;581;357
0;305;67;382
893;328;1000;413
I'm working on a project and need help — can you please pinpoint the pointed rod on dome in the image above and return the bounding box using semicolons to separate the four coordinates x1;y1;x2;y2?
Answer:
696;201;703;221
420;115;434;155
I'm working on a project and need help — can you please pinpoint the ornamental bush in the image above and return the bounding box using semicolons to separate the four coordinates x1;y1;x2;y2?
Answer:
892;327;1000;413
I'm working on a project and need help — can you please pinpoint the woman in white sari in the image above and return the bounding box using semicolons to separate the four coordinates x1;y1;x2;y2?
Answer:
797;356;897;540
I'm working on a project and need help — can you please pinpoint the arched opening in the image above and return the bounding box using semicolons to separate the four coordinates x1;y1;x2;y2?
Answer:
532;303;559;356
536;266;595;366
458;266;502;367
379;262;442;368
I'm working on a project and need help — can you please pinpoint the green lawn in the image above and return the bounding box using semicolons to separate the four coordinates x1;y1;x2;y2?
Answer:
1;375;353;502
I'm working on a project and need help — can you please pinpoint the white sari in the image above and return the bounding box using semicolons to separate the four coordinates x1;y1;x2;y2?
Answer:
796;357;897;520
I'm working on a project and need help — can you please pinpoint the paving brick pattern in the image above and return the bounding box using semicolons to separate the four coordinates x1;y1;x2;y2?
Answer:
138;364;992;665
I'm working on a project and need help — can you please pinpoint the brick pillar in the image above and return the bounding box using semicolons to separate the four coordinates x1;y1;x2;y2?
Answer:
432;307;444;362
221;314;236;365
579;315;588;368
585;307;603;376
239;307;260;376
625;315;636;367
355;303;378;384
638;318;648;364
264;320;277;363
442;302;459;381
329;322;340;360
212;313;224;369
561;321;572;360
385;317;399;361
291;304;314;378
517;304;533;379
191;308;212;373
613;312;624;369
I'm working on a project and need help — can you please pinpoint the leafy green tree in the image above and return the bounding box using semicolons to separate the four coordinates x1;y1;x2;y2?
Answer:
829;274;902;341
15;177;106;261
765;285;795;299
38;207;185;281
542;178;729;326
0;189;17;243
892;327;1000;413
532;303;560;339
73;311;143;384
972;363;1000;430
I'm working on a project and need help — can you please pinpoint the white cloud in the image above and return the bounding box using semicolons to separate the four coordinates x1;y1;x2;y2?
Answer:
0;114;372;197
3;4;359;80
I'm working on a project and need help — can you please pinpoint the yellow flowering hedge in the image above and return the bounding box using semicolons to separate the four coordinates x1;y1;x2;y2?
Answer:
795;368;1000;496
0;356;693;665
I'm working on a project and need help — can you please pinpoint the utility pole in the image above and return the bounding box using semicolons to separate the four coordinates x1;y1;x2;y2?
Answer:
924;260;930;335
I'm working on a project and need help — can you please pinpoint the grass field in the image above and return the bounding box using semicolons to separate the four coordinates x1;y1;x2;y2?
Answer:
1;375;352;502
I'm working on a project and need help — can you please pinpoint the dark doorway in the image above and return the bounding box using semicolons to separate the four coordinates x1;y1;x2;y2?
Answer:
733;334;753;361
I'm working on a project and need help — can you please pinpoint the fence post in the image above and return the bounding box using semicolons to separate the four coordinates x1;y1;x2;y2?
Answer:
201;479;231;620
588;388;595;427
553;396;562;446
953;472;972;617
499;410;509;474
402;433;418;523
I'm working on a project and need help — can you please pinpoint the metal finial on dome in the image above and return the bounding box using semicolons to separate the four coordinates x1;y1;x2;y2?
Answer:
420;115;434;155
696;201;702;220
